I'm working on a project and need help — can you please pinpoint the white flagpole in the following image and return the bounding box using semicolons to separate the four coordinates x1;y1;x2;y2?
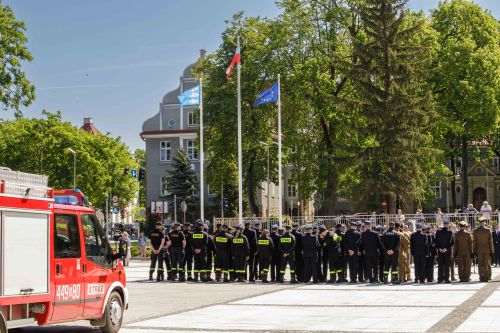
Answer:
237;37;243;225
278;74;283;227
200;78;205;223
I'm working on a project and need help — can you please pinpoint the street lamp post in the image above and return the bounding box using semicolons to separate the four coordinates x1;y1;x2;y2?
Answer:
67;148;77;189
259;141;271;219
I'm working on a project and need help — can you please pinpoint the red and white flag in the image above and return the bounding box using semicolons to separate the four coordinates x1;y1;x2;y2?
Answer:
225;44;240;79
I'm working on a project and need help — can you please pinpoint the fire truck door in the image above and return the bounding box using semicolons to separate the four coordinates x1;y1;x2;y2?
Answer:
81;214;113;317
51;214;84;321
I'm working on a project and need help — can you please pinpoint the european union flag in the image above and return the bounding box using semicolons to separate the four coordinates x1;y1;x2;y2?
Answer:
178;85;200;106
254;82;278;106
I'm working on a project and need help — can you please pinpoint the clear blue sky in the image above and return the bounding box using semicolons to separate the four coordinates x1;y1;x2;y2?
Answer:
3;0;499;151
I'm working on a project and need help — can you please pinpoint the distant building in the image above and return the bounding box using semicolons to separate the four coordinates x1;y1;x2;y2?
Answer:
80;117;100;135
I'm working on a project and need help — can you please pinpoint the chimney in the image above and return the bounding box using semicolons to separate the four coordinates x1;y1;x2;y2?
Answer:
84;117;93;125
200;49;207;58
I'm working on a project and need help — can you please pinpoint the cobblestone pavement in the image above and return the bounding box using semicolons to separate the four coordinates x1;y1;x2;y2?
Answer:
12;261;500;333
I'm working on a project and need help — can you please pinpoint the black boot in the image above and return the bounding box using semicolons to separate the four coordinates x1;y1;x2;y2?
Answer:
328;274;337;284
149;271;154;281
290;273;297;284
336;272;344;283
237;273;244;282
194;272;199;282
392;274;400;284
384;276;389;284
223;273;230;283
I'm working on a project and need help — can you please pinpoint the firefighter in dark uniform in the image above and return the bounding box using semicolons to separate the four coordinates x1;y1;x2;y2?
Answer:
243;222;257;282
435;221;454;283
425;225;437;282
257;229;274;282
357;221;385;283
344;221;361;283
214;224;233;282
182;222;194;281
376;225;385;282
356;222;366;282
231;224;250;282
149;221;166;281
252;222;262;281
382;221;401;284
411;223;429;283
205;223;216;281
292;223;304;282
160;225;172;281
279;225;297;283
317;225;329;282
335;224;347;282
191;221;209;282
228;225;236;281
302;225;319;283
326;227;342;283
168;222;186;281
270;225;281;282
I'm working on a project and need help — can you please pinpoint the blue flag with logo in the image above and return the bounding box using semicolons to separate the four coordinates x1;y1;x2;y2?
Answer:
178;85;200;106
254;82;278;106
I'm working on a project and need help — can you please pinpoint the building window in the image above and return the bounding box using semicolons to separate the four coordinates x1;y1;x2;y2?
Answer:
187;140;198;160
160;176;169;197
207;186;216;197
454;157;462;175
287;181;298;198
488;157;499;173
188;112;197;126
160;141;171;161
431;181;441;199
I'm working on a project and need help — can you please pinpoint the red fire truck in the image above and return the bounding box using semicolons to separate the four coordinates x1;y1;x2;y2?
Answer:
0;168;128;333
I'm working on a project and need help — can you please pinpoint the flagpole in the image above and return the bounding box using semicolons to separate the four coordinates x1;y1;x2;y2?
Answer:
237;36;243;226
278;74;282;228
200;78;205;223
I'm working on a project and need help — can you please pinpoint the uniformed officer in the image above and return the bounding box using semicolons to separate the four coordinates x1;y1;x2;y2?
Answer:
473;217;494;282
214;224;233;282
344;222;361;283
149;221;166;281
375;225;385;282
302;225;319;283
253;222;263;281
228;225;236;281
191;221;209;282
182;222;194;281
335;224;347;282
357;221;385;283
402;224;412;282
357;222;366;282
396;222;410;282
410;223;429;284
292;223;304;282
435;221;454;283
160;225;172;281
231;224;250;282
270;225;281;282
243;222;257;282
326;227;343;283
317;225;329;282
168;222;186;281
382;221;401;284
424;225;437;282
279;225;297;283
205;224;216;281
453;221;473;282
257;229;274;283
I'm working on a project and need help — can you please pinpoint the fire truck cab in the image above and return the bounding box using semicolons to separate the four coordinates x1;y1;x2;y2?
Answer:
0;168;127;333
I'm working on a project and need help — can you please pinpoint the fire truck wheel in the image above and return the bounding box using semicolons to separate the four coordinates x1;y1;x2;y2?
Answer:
0;311;6;333
100;291;123;333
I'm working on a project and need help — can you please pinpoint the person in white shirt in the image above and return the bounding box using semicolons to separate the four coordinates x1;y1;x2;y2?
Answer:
480;201;492;222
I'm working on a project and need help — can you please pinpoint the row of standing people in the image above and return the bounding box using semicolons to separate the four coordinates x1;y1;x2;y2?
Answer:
147;217;495;284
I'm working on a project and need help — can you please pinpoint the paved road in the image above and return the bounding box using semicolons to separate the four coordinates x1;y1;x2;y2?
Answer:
11;262;500;333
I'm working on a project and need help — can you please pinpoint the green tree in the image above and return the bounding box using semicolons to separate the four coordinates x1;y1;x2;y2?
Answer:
347;0;439;212
431;0;500;209
0;3;35;113
0;111;138;208
166;149;199;222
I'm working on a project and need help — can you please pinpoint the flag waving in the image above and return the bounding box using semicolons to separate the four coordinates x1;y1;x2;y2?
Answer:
177;85;200;106
254;82;278;106
226;43;241;79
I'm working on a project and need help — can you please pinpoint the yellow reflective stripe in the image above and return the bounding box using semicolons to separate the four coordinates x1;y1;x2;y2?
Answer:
216;237;228;243
258;240;269;245
280;237;292;243
233;238;244;244
192;234;204;239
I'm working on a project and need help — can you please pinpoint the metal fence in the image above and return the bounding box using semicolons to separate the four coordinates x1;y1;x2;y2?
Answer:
214;212;500;231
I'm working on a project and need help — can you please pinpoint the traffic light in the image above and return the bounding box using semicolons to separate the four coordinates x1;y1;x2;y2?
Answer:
223;197;229;209
138;168;145;181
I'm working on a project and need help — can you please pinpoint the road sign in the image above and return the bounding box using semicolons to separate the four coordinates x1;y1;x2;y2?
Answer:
131;169;137;178
140;209;145;217
112;206;119;214
112;195;119;203
181;201;187;213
